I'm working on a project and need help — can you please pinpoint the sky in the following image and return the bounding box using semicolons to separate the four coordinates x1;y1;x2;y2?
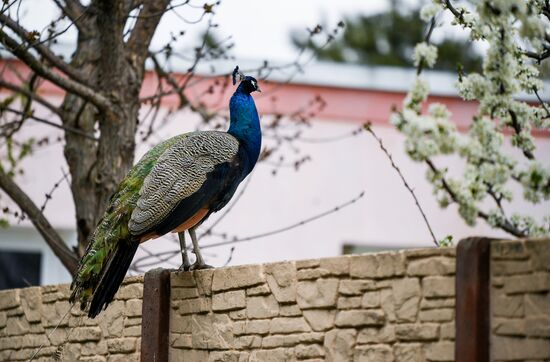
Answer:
17;0;395;62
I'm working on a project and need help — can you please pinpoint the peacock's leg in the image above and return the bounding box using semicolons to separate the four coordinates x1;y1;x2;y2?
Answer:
178;232;192;271
189;227;213;270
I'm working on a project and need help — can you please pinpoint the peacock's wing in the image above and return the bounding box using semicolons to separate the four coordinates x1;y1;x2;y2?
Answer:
70;133;189;314
128;131;240;237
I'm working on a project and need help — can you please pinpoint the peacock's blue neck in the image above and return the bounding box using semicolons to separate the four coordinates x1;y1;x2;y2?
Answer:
228;91;262;175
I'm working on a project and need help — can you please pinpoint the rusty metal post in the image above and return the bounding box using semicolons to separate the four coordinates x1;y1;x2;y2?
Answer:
141;268;171;362
455;237;492;362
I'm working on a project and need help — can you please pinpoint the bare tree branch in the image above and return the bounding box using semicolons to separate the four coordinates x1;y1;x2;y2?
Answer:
2;107;97;140
0;79;64;117
0;28;113;111
425;158;527;237
0;13;88;85
0;169;78;273
126;0;171;66
52;0;87;25
364;122;439;246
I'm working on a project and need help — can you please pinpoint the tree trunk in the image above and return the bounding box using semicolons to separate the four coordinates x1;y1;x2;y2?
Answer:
62;1;143;254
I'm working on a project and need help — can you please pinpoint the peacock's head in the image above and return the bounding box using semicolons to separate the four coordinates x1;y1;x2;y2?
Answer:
232;66;261;94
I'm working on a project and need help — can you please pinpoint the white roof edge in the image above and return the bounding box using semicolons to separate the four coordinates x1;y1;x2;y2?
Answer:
186;58;550;102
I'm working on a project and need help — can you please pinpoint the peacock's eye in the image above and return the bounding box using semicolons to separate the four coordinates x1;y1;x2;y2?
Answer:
251;79;257;89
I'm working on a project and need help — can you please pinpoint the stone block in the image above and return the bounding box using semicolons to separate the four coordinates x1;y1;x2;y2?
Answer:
195;269;214;296
335;310;385;327
350;252;405;278
249;348;295;361
209;351;240;362
420;297;454;310
394;343;424;362
171;313;192;334
492;241;529;260
422;277;455;298
246;295;279;319
493;318;525;336
320;257;350;276
126;299;142;317
492;260;532;276
357;325;395;344
440;322;455;340
212;290;246;311
504;272;550;294
297;268;331;280
296;279;339;309
270;317;311;333
175;298;211;315
425;341;454;361
116;283;143;300
492;294;523;317
0;289;20;310
170;333;192;348
171;271;196;287
107;338;136;353
69;327;102;342
380;288;396;322
339;280;377;296
172;287;199;300
246;284;271;296
525;316;550;337
525;293;550;316
403;247;455;259
395;323;439;341
407;257;455;276
296;259;320;269
354;344;394;362
337;296;362;309
262;334;299;348
296;343;325;358
234;335;262;349
303;309;336;331
526;239;550;271
41;300;71;327
20;287;42;322
229;309;247;321
98;300;124;337
0;311;6;328
362;291;380;308
245;319;271;335
212;265;264;292
191;314;233;349
418;308;454;322
124;325;141;337
393;278;421;322
4;316;30;336
170;349;209;362
279;304;302;317
265;262;296;303
324;329;356;362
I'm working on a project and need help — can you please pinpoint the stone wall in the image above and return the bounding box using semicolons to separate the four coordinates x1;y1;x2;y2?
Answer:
490;239;550;361
169;248;457;361
0;275;144;361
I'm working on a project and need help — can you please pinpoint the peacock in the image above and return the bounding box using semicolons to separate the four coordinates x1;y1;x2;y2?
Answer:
69;66;262;318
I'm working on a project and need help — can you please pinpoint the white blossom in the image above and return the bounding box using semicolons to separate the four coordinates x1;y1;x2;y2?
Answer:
413;42;438;68
420;3;442;22
392;0;549;237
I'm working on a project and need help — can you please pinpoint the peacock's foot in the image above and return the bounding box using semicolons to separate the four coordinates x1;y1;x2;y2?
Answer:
190;262;214;271
178;257;192;271
178;263;191;272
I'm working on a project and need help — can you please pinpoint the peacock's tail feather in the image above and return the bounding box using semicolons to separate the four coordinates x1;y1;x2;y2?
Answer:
69;134;188;317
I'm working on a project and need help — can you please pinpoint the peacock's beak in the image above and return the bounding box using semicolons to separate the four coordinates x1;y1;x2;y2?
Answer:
256;86;262;93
